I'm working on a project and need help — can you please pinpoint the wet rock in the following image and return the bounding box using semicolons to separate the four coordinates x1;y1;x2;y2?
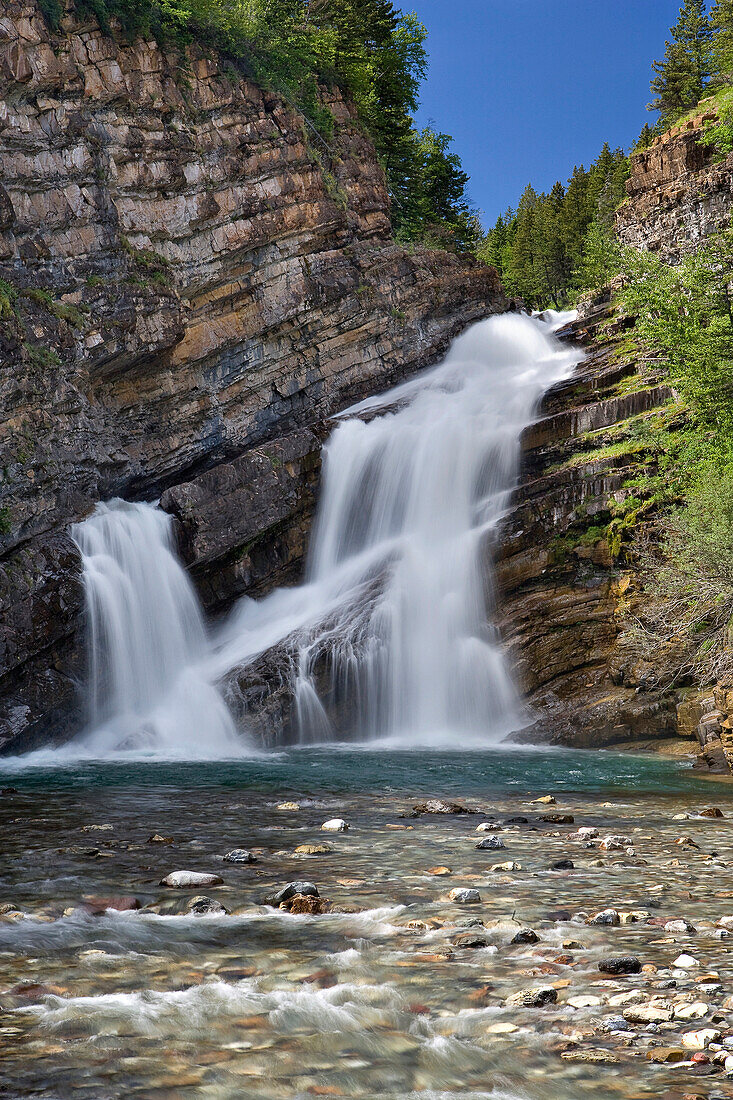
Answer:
281;893;331;915
577;827;599;839
405;800;477;817
504;816;529;825
1;788;18;795
295;844;334;855
673;953;700;970
426;866;452;875
623;1002;674;1024
539;814;574;825
699;807;725;818
450;932;489;948
147;834;174;844
665;919;697;934
449;888;481;904
80;824;113;832
160;871;224;888
321;818;349;831
277;802;300;811
598;956;642;975
567;994;603;1008
548;909;573;922
646;1047;688;1063
475;836;505;850
550;859;574;870
531;796;556;805
492;861;522;871
188;896;228;915
510;928;539;945
223;849;257;863
674;1001;709;1019
263;881;319;906
81;895;141;915
599;835;632;850
476;822;502;832
561;1050;619;1063
683;1028;722;1049
587;908;620;926
506;986;558;1007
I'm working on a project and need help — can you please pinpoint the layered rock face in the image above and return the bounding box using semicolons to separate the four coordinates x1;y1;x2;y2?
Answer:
0;1;506;752
616;108;733;261
496;302;683;750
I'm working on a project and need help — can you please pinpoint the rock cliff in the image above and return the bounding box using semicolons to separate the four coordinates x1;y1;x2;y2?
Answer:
0;0;507;752
616;105;733;261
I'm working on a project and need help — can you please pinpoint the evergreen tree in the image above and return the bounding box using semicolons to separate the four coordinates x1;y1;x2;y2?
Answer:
710;0;733;77
649;1;714;125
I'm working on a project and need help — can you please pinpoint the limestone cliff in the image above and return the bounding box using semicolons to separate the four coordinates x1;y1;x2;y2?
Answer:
616;105;733;261
0;1;507;752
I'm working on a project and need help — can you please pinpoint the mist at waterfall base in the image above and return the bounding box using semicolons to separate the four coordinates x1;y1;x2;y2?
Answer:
14;311;591;765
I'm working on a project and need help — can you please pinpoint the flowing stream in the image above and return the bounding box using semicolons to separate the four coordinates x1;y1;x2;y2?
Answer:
65;310;580;758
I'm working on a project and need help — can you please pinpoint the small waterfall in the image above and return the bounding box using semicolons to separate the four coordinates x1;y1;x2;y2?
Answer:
71;500;243;758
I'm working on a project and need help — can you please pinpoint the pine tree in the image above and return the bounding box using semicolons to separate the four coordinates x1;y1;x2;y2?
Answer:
649;1;714;124
710;0;733;78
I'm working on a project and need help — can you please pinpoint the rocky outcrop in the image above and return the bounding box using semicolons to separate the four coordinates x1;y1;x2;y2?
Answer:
495;300;687;750
0;1;507;752
616;105;733;262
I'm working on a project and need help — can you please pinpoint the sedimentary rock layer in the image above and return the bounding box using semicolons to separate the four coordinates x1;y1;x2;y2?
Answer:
0;1;507;751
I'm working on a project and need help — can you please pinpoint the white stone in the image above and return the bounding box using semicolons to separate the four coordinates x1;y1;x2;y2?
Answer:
674;1001;709;1020
321;818;349;832
160;871;223;888
673;953;700;968
491;861;521;872
682;1028;721;1049
476;822;502;832
576;827;599;839
567;995;603;1008
449;888;481;903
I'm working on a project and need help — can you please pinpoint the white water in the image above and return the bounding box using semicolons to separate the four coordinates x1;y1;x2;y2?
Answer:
46;310;580;760
68;501;244;758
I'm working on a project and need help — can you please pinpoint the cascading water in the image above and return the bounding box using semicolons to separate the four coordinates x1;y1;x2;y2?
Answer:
214;309;583;747
62;310;580;759
70;500;243;758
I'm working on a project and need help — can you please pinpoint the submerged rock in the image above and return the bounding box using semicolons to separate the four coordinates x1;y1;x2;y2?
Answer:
506;986;557;1008
81;896;141;915
598;956;642;975
295;844;334;855
147;834;174;844
539;813;574;825
277;802;300;811
160;871;224;888
281;893;331;915
550;859;574;870
405;800;477;817
188;896;228;915
450;932;489;948
223;849;257;863
510;928;539;944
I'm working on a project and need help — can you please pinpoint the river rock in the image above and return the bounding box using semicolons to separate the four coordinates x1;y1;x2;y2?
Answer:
492;861;521;871
450;932;489;948
160;871;223;888
81;895;141;915
406;800;476;816
699;807;725;818
277;802;300;811
510;928;539;944
587;908;620;925
674;1001;709;1019
295;844;334;855
449;888;481;904
682;1028;722;1049
539;814;574;825
188;896;228;915
475;836;505;850
665;918;697;934
623;1002;674;1023
599;835;632;850
550;859;574;870
506;986;557;1007
674;953;700;968
504;816;529;824
264;881;319;905
147;834;174;844
576;827;599;839
598;956;642;975
476;822;502;831
530;796;556;805
426;866;452;875
281;893;331;914
223;849;257;863
321;819;349;831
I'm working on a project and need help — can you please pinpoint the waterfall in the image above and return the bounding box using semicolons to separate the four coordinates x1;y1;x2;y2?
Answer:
64;310;580;758
71;500;243;758
215;309;582;747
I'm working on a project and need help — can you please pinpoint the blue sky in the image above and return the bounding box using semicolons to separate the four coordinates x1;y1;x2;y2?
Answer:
412;0;682;226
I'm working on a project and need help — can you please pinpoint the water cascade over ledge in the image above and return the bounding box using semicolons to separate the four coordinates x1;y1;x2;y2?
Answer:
64;310;580;759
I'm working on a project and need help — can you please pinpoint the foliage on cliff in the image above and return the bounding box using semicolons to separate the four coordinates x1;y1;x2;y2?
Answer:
38;0;477;252
477;145;629;310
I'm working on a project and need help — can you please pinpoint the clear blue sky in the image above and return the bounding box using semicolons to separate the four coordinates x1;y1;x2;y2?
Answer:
412;0;682;226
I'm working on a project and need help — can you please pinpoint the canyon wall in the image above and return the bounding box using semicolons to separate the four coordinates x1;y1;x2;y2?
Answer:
0;0;507;752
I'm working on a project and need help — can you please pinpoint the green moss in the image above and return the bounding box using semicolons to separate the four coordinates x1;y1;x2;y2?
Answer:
0;506;11;536
23;343;61;368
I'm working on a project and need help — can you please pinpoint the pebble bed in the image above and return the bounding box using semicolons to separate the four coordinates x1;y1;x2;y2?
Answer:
3;774;733;1098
